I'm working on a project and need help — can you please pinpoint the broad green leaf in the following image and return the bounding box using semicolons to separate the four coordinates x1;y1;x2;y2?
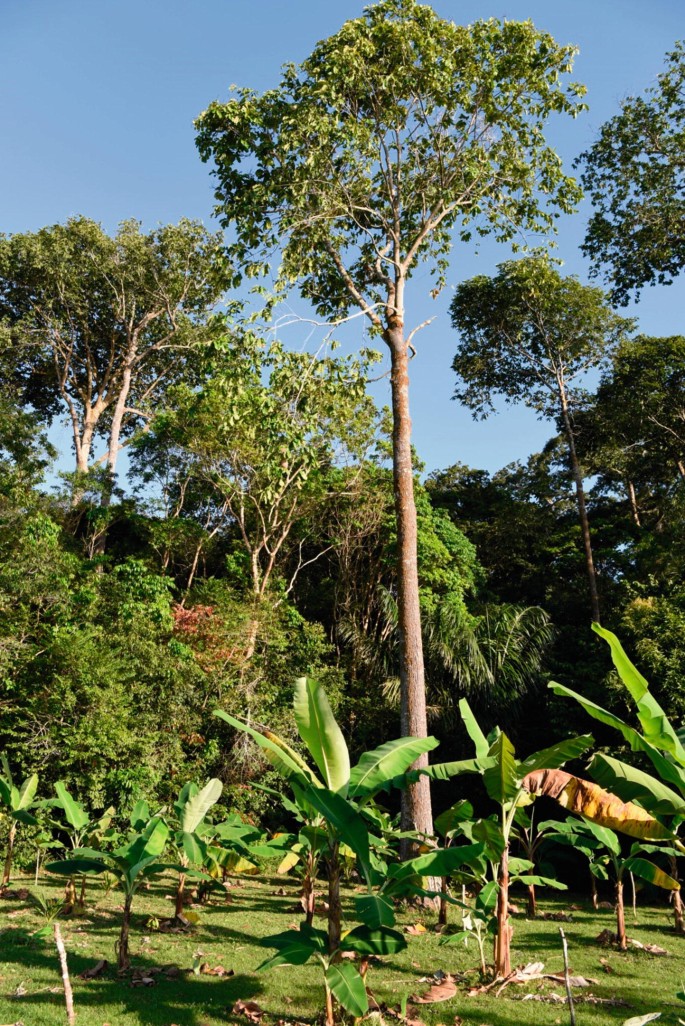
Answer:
214;709;317;786
46;857;107;876
459;698;489;762
518;735;594;775
593;624;685;763
182;831;206;866
623;857;679;891
355;894;395;928
293;676;350;794
589;753;685;817
582;819;621;856
513;874;567;889
54;782;90;833
17;774;38;811
387;843;484;884
472;818;506;860
434;800;474;839
476;878;499;911
343;925;406;955
483;732;518;805
325;962;368;1017
12;809;38;826
302;785;374;886
549;682;685;794
413;758;481;782
349;736;439;799
130;800;150;830
181;778;223;834
257;924;326;971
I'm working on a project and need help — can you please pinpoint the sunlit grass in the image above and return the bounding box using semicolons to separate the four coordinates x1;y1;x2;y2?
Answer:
1;872;683;1026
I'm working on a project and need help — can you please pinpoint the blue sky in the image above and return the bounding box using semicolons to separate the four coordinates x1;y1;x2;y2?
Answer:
1;0;683;478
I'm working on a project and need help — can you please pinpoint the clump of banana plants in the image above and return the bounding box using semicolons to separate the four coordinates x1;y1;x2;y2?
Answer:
216;678;480;1025
0;755;39;890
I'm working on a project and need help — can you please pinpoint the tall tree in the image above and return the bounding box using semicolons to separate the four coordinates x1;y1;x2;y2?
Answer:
451;257;633;622
195;0;585;838
578;41;685;304
0;217;227;500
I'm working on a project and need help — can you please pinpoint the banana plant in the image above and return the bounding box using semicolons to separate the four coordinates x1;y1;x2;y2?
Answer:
215;677;478;1025
550;623;685;929
166;778;223;917
422;699;590;978
512;810;561;917
547;817;680;949
46;814;169;969
434;799;474;926
0;755;39;889
43;782;116;910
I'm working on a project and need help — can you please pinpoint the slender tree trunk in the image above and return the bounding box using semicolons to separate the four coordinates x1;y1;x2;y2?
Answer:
64;877;77;915
78;874;87;910
527;882;537;918
494;846;512;977
627;480;641;527
615;877;627;950
118;893;133;970
1;821;17;888
385;322;433;847
590;869;599;910
54;922;76;1026
104;367;133;506
560;393;601;623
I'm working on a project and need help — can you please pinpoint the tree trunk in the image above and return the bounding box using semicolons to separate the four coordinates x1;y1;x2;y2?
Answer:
1;821;17;889
527;882;537;918
494;846;512;977
385;324;433;847
118;893;133;970
560;392;601;623
627;480;641;527
590;869;599;910
615;877;627;950
63;877;77;915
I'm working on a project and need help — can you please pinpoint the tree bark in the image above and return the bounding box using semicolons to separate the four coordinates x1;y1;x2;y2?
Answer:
590;869;599;910
527;882;537;918
559;390;601;623
494;846;512;977
627;480;641;527
385;323;433;846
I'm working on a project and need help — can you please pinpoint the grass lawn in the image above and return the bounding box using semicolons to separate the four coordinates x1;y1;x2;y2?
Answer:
1;872;684;1026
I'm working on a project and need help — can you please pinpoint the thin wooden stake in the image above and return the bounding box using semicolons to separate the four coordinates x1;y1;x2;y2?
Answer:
54;922;75;1025
559;926;576;1026
630;870;638;923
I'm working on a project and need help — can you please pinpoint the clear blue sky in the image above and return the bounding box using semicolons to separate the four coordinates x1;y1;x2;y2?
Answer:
1;0;683;478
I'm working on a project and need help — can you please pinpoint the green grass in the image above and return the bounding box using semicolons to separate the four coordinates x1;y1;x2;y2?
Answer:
1;873;684;1026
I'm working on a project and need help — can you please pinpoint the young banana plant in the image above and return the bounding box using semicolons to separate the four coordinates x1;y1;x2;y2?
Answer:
215;676;468;1025
550;623;685;930
546;817;680;949
422;699;591;978
43;782;116;910
46;815;169;969
0;755;39;889
167;778;223;918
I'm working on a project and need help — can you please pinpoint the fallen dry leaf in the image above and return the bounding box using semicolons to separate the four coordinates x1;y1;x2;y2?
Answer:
629;939;668;956
233;999;264;1023
404;923;427;935
412;975;457;1004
